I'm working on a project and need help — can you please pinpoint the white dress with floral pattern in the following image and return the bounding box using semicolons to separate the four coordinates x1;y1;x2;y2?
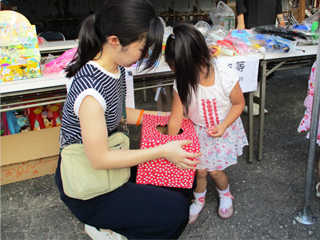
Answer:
173;63;248;170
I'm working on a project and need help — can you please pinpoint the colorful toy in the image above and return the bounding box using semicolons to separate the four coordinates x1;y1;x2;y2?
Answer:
29;107;45;130
1;112;10;136
6;109;31;134
255;34;276;51
217;39;239;53
231;29;252;45
51;105;62;127
208;45;221;57
225;35;250;54
220;47;237;56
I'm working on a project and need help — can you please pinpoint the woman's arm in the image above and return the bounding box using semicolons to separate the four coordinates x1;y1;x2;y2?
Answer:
79;96;201;170
167;90;184;135
276;0;285;26
236;0;247;29
276;13;285;25
208;82;245;137
236;13;246;29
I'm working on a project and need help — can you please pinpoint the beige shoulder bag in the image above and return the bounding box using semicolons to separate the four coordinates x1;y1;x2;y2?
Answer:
60;90;130;200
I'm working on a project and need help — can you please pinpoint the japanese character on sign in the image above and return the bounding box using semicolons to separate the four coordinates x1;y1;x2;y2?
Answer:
236;61;245;72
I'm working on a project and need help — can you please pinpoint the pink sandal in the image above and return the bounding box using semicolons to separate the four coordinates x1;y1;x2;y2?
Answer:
188;201;205;225
218;192;234;219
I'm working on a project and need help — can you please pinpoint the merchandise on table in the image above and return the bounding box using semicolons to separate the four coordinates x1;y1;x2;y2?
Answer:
0;11;41;82
137;114;200;188
43;47;77;73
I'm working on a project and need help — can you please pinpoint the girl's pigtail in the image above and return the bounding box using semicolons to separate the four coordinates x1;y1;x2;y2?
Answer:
173;26;200;114
165;23;213;114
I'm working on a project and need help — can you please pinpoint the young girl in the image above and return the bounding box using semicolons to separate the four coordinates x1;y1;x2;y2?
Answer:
297;61;320;198
55;1;201;239
165;22;248;224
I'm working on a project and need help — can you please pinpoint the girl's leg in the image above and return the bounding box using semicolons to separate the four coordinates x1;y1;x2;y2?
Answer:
208;170;234;219
84;182;189;239
189;169;207;224
194;168;208;193
208;169;228;190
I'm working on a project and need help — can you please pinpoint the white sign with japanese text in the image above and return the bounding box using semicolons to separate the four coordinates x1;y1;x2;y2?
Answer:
217;54;261;93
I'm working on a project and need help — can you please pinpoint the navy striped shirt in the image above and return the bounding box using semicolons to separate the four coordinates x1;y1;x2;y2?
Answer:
60;61;126;148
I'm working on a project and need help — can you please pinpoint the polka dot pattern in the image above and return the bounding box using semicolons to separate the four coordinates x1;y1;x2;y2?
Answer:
136;114;200;188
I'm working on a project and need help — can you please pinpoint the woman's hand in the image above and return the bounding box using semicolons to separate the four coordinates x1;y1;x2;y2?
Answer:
161;140;202;170
206;124;226;138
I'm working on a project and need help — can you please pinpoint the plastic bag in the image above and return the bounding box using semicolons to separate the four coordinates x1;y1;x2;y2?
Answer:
43;47;77;73
195;21;211;37
298;12;320;41
207;25;228;42
210;1;235;30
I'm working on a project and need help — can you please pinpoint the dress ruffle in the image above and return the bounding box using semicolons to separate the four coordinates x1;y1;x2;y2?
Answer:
195;117;248;170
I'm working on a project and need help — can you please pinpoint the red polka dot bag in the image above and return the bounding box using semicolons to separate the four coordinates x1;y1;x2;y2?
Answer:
136;114;200;188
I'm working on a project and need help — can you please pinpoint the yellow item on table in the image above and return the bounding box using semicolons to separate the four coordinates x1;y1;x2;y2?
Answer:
0;11;41;82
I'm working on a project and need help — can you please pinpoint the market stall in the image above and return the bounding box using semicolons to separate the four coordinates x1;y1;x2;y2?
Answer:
1;8;318;184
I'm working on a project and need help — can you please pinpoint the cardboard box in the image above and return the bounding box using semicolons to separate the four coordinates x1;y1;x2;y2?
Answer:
1;126;61;184
1;155;58;185
136;114;200;188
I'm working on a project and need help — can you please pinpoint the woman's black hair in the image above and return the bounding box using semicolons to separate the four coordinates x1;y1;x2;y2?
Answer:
165;22;213;113
65;0;164;78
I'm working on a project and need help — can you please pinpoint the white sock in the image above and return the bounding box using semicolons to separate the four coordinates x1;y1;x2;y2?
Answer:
190;190;206;216
217;185;233;209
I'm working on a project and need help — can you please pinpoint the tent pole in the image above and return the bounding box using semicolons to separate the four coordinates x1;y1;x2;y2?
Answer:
294;33;320;225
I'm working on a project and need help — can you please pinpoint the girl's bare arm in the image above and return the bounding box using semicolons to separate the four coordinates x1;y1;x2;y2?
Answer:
167;90;184;135
208;82;245;137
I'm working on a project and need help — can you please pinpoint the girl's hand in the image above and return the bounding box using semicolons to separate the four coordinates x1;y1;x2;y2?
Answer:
161;140;202;170
206;124;226;138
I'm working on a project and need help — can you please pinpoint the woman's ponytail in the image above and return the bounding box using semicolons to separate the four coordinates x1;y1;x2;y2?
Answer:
66;0;164;78
65;14;103;78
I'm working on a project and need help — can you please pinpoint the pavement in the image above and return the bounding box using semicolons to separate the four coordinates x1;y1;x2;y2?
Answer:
1;67;320;240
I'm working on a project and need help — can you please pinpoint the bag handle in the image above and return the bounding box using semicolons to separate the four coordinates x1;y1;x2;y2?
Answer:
122;90;129;136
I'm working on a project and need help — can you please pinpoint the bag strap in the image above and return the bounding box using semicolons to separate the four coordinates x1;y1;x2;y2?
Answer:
122;79;129;137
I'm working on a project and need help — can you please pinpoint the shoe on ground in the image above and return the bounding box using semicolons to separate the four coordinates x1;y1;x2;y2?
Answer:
188;201;205;225
218;192;234;219
244;103;268;116
316;182;320;198
85;224;127;240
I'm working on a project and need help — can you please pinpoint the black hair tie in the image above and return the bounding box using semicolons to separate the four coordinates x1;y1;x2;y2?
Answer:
95;13;99;23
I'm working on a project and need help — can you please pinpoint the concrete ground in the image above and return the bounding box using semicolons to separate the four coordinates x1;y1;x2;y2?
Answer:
1;67;320;239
